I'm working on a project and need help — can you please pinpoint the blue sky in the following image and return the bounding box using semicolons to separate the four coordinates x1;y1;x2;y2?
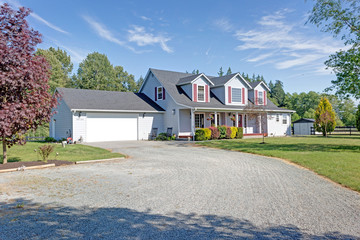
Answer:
3;0;346;94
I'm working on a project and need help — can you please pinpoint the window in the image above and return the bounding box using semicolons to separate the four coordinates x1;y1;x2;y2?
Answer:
210;114;220;126
282;114;287;124
198;86;205;102
232;88;242;103
276;114;279;122
258;91;263;104
157;87;163;100
195;114;204;128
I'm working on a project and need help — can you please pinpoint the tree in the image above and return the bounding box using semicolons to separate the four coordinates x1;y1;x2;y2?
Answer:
114;65;137;92
218;67;224;76
136;75;144;92
269;80;286;107
226;67;232;75
314;97;336;137
0;4;58;164
36;48;72;92
73;52;115;90
308;0;360;99
192;69;200;74
356;104;360;130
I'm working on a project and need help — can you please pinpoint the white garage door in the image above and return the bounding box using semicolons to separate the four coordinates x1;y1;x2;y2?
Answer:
87;113;138;142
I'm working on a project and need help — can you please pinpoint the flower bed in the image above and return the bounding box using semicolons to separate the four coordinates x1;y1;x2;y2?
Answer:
195;126;243;141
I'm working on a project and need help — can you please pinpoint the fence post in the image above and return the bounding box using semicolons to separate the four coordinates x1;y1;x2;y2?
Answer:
350;127;352;135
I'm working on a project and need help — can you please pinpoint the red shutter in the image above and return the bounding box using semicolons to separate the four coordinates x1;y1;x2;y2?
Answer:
163;88;166;100
242;88;245;104
205;85;209;102
228;86;232;103
264;91;266;105
155;87;157;101
255;90;258;105
193;84;197;102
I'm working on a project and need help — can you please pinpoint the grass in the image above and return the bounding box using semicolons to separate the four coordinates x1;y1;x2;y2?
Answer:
0;142;124;163
197;135;360;192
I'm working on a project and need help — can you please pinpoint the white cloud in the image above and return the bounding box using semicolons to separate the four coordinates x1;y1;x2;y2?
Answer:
5;0;69;34
83;15;126;46
214;18;233;32
234;9;344;70
127;25;173;53
140;16;151;21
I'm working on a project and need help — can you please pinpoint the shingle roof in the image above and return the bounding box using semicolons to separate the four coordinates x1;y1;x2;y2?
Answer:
177;74;202;86
57;88;164;112
293;118;315;123
209;73;238;87
149;68;293;112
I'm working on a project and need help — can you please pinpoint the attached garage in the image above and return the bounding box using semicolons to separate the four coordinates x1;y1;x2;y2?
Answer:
50;88;164;142
86;113;138;142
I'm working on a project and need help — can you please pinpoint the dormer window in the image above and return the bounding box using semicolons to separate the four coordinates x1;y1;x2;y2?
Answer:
258;91;263;105
157;87;163;100
198;85;205;102
232;88;242;103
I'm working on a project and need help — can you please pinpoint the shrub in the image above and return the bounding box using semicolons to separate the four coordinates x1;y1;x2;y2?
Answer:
208;127;220;139
38;145;54;163
155;133;176;141
218;126;227;139
195;129;206;141
236;127;243;139
230;127;238;139
225;126;232;139
203;128;211;140
155;133;168;141
44;137;56;142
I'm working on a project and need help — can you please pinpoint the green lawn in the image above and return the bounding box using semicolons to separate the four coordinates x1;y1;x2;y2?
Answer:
0;142;124;163
197;135;360;192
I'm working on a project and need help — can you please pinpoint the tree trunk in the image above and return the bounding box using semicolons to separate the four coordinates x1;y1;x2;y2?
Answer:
2;139;7;164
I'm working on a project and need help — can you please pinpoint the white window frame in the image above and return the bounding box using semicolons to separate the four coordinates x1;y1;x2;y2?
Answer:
276;114;280;122
231;88;242;103
197;85;205;102
195;113;205;128
157;86;163;100
282;114;287;124
258;91;263;105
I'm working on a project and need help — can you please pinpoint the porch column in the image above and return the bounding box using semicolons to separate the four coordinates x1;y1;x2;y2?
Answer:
243;114;246;133
191;109;195;138
214;111;217;127
235;112;239;127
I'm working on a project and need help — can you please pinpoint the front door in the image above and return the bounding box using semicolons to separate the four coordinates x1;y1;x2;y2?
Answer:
195;114;204;128
238;115;243;127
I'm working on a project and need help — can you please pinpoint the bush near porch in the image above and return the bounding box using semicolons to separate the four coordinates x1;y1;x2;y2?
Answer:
195;126;243;141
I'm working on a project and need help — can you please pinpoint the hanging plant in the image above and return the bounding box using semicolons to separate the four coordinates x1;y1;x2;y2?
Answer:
230;114;236;121
207;113;214;121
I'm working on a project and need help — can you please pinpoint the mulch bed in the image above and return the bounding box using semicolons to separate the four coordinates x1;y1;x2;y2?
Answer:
0;160;74;170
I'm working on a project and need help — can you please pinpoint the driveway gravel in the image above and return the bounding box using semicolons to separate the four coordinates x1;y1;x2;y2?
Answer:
0;141;359;239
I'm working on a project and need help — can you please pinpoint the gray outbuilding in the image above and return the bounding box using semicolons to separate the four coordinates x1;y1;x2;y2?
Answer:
293;118;315;135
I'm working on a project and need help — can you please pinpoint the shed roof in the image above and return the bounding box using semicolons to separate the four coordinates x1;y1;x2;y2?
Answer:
293;118;315;124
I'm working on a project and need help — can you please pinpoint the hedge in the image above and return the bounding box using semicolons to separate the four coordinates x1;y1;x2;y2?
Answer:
203;128;211;140
218;126;227;139
230;127;238;139
225;126;232;139
195;129;206;141
209;127;220;139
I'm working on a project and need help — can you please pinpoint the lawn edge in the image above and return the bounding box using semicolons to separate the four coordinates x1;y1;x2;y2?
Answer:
0;163;56;173
196;143;360;195
75;157;125;164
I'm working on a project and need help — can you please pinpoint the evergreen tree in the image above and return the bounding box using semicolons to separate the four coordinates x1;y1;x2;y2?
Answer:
192;69;200;74
218;67;224;76
226;67;232;75
269;80;286;107
136;75;144;92
314;97;336;137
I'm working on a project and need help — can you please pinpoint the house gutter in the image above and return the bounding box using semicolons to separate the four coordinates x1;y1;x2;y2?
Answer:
71;109;164;113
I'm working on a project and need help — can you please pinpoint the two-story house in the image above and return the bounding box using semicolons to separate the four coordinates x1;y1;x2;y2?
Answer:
50;68;294;142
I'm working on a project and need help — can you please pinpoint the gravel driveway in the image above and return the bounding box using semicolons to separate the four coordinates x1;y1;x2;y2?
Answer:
1;141;360;239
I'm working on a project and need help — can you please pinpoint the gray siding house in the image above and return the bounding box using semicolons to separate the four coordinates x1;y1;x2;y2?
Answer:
50;68;294;142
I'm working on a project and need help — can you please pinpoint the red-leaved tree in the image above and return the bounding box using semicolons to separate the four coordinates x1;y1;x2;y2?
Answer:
0;3;58;164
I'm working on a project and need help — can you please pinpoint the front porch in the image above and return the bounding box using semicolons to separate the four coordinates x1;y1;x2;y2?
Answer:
178;109;267;138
